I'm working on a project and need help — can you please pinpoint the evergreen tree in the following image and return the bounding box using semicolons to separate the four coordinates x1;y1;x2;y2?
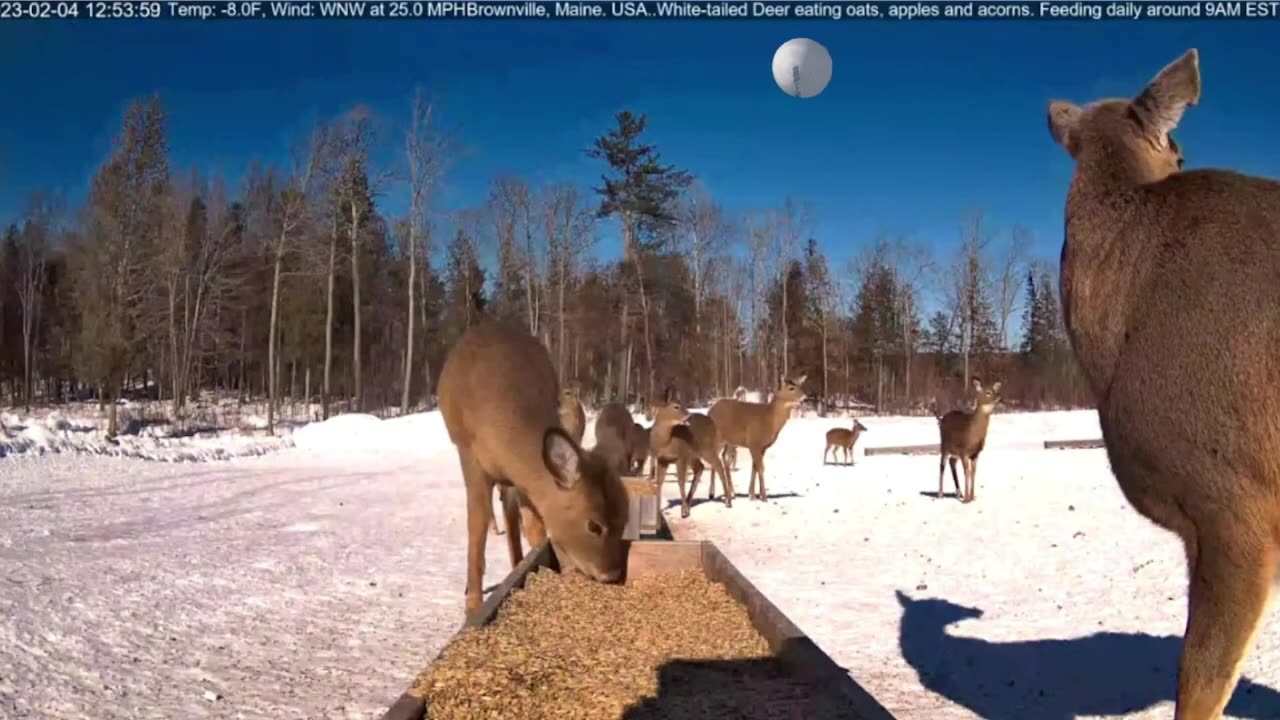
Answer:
442;228;486;348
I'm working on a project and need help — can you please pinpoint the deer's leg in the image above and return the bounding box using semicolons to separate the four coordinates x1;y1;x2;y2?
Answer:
949;457;962;501
937;453;947;499
967;455;979;502
1175;521;1276;720
823;445;829;465
653;460;667;508
686;459;703;506
752;448;768;502
517;494;547;550
500;485;524;569
676;458;692;518
704;456;716;500
459;449;493;618
716;452;735;507
489;490;503;535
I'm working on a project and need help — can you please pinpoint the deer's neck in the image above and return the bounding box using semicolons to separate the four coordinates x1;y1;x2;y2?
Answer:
1060;160;1153;399
765;400;793;441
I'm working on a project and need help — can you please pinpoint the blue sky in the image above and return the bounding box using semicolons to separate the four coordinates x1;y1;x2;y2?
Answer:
0;16;1276;310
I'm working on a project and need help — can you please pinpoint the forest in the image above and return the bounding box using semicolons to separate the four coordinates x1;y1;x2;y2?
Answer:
0;92;1092;437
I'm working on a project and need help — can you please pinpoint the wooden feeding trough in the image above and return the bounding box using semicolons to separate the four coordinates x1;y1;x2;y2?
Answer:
380;540;897;720
862;443;939;457
1043;438;1106;450
621;474;662;539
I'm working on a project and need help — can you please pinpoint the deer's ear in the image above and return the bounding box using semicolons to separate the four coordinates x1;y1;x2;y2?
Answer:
543;428;582;490
794;374;808;385
991;381;1002;393
970;377;983;392
1132;49;1200;140
1047;100;1082;151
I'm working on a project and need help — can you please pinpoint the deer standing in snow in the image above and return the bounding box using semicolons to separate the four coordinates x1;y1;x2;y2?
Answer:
1048;48;1280;718
709;375;807;502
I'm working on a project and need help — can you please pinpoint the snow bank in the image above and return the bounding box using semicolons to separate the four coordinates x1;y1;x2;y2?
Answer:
290;410;453;459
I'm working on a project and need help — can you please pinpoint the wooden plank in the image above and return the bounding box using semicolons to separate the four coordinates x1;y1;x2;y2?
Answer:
864;443;939;457
1044;438;1105;450
625;539;703;578
701;542;899;720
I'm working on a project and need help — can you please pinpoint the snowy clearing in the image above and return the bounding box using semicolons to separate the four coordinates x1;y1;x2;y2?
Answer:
667;410;1280;720
0;416;511;720
3;407;1279;719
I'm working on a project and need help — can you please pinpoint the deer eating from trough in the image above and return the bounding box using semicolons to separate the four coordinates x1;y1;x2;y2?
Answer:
824;417;869;466
437;318;630;618
935;379;1001;504
709;375;807;502
1048;48;1280;720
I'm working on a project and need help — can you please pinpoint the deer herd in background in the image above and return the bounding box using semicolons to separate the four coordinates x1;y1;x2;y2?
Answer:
436;48;1278;720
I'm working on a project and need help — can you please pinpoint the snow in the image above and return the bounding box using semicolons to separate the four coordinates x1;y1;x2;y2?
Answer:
0;441;511;720
3;404;1278;719
666;409;1280;719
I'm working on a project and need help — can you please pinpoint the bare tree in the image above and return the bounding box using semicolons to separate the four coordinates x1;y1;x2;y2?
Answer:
995;225;1032;349
15;195;54;412
891;237;933;408
265;127;324;433
542;182;594;382
774;197;808;377
401;88;451;414
333;106;392;414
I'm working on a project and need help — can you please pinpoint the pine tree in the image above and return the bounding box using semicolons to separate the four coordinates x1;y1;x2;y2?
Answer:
443;228;486;347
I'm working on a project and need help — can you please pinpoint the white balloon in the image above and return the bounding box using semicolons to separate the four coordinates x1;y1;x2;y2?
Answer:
771;38;833;99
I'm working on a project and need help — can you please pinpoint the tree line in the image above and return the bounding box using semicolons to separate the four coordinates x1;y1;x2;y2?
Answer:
0;92;1091;437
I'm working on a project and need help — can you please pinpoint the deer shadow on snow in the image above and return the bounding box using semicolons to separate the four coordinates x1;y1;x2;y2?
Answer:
896;590;1280;720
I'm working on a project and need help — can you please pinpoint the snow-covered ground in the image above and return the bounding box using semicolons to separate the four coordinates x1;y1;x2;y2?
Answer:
0;395;310;462
0;412;510;720
667;410;1280;719
3;405;1279;719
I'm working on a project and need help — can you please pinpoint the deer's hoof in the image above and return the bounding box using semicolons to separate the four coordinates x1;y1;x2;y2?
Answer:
680;507;690;519
464;593;482;617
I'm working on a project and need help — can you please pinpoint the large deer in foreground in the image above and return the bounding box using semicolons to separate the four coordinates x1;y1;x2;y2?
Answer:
1048;48;1280;719
709;375;807;502
438;318;630;617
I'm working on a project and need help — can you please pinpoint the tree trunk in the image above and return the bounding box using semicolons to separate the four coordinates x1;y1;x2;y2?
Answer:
267;244;284;433
401;225;417;414
350;202;364;413
323;220;338;420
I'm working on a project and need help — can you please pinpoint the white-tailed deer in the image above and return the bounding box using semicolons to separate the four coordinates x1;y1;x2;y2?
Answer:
935;379;1001;504
627;422;650;476
1048;48;1280;719
709;375;807;502
648;402;734;517
438;318;630;617
824;417;869;466
558;384;586;444
593;402;634;476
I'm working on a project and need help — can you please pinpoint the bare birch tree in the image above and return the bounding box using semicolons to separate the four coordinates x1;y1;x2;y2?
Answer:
401;89;451;414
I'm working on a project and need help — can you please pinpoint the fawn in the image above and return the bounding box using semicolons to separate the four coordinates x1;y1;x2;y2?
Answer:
824;417;869;466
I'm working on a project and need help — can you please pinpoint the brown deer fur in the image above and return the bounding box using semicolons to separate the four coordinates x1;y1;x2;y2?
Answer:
438;318;630;617
558;385;586;444
824;418;869;466
648;403;735;517
1048;48;1280;720
709;375;807;502
935;379;1001;504
627;422;650;475
593;402;635;476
